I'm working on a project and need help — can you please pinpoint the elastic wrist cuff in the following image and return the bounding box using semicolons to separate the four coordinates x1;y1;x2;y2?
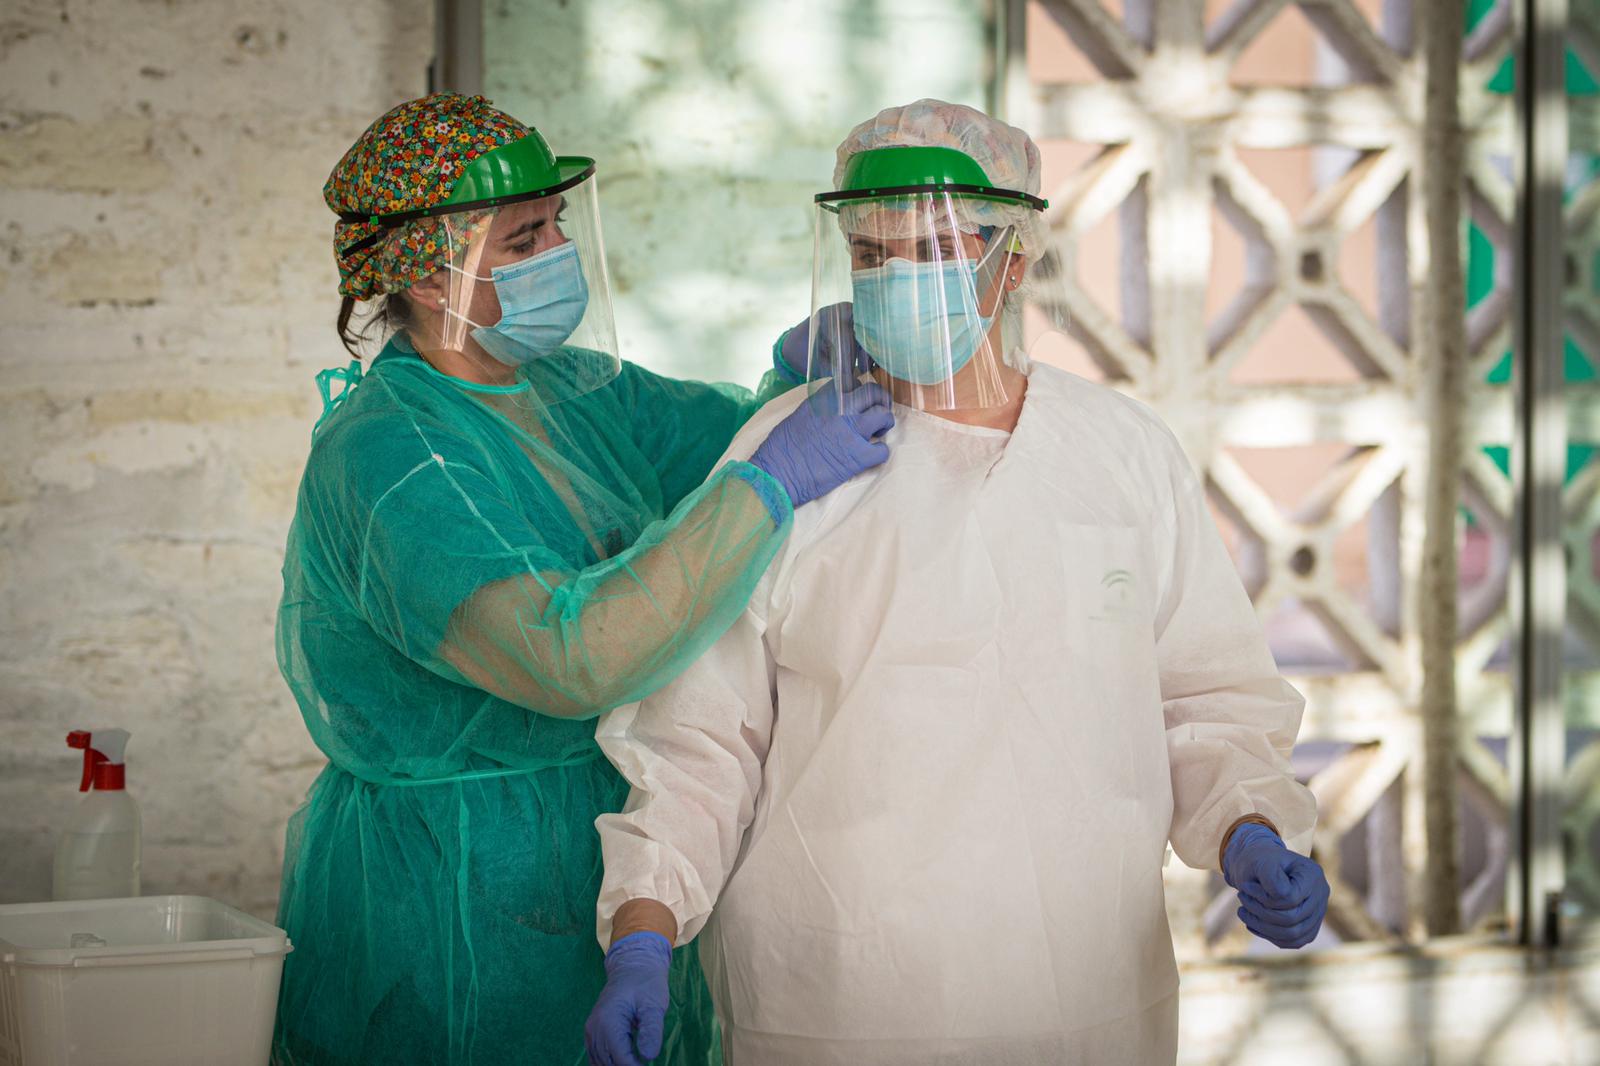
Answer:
772;329;804;385
728;462;794;528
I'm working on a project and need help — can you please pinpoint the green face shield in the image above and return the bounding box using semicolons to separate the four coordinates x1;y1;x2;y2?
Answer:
342;133;623;404
807;146;1063;413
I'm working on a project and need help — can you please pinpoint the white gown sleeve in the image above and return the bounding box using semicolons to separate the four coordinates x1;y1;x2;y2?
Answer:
1152;428;1318;869
593;573;778;948
592;389;807;948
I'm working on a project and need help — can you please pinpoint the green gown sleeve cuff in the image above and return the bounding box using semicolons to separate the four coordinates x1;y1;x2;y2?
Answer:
771;327;805;386
726;460;794;528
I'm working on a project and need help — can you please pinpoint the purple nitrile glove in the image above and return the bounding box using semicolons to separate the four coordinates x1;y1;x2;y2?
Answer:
585;931;672;1066
748;382;893;509
1222;823;1331;949
772;302;874;387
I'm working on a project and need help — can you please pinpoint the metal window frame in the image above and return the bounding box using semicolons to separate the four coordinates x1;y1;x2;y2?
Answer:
1509;0;1570;950
990;0;1028;121
432;0;483;96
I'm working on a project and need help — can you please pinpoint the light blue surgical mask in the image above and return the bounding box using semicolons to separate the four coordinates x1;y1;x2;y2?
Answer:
849;250;996;386
451;241;589;367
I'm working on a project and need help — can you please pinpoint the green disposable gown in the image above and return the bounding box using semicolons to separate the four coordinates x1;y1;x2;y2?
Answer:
272;341;792;1064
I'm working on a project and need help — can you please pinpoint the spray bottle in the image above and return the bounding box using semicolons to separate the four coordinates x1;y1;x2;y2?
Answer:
52;729;142;900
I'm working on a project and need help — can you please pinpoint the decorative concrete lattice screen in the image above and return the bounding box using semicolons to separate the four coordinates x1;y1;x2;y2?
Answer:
1009;0;1600;958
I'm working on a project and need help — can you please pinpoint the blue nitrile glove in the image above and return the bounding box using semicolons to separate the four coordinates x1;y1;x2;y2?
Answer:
586;931;673;1066
772;302;874;387
1222;823;1331;949
749;382;893;508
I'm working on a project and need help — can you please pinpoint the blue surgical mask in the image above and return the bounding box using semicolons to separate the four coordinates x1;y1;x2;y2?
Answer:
453;241;589;367
849;253;995;386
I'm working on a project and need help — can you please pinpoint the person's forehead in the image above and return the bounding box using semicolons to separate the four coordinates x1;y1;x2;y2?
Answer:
487;197;561;236
844;204;933;239
841;203;979;243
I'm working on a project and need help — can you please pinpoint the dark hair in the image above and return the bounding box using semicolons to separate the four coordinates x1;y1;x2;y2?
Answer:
336;293;416;357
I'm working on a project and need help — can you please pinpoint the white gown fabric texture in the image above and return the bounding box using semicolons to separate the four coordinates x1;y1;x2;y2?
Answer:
596;362;1318;1065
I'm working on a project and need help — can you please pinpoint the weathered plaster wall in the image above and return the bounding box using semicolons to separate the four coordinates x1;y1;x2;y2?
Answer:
0;0;431;915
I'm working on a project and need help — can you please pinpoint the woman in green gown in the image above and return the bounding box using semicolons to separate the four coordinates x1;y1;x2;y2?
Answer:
272;92;892;1065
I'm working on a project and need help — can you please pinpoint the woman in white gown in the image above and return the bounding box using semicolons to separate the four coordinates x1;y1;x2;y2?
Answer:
584;99;1331;1066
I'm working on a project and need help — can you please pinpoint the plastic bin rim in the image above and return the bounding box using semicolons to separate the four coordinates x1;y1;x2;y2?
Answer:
0;894;291;968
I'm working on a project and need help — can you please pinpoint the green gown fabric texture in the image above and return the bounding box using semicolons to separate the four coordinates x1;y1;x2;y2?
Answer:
272;341;793;1065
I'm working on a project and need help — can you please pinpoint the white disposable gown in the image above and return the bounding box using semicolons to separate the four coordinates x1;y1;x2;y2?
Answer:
596;362;1318;1065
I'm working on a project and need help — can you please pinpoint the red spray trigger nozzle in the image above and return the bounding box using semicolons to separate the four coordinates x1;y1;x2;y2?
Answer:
66;731;108;792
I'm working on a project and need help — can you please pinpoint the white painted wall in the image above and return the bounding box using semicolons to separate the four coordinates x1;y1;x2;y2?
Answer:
0;0;431;914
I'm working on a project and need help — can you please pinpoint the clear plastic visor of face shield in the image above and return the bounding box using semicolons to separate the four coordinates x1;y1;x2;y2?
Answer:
406;172;622;405
806;191;1027;413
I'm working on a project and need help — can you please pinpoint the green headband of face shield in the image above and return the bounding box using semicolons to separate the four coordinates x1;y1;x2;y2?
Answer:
337;132;596;254
815;145;1049;213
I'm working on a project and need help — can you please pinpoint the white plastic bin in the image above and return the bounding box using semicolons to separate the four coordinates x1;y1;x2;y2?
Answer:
0;895;291;1066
